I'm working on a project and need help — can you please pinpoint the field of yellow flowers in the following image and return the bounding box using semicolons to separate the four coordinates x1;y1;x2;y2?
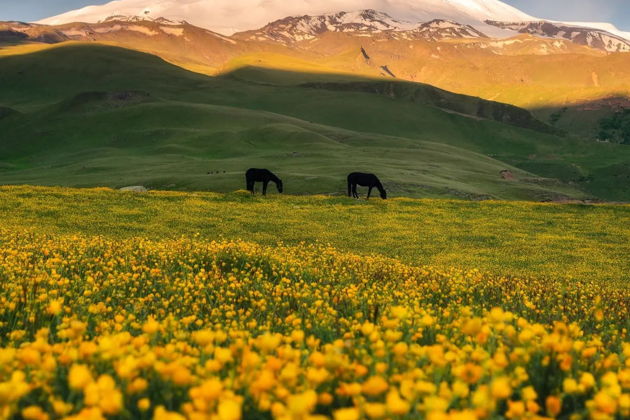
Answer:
0;186;629;420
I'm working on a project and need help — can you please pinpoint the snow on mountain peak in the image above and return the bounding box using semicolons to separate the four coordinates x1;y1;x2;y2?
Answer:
234;9;488;44
235;9;414;43
486;20;630;53
38;0;534;36
36;0;629;44
552;21;630;41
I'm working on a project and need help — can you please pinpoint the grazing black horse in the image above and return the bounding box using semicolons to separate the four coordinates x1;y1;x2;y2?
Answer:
246;168;283;195
347;172;387;200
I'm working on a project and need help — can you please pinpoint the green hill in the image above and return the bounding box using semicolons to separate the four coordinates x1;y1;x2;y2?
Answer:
0;43;628;200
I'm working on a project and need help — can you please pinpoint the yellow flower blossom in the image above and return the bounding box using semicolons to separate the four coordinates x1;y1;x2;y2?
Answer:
217;399;241;420
0;222;627;420
362;376;389;396
334;407;360;420
490;377;512;400
68;364;93;390
386;389;410;415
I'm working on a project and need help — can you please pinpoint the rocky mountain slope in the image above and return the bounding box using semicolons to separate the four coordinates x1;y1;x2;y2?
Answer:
486;20;630;53
234;10;413;43
234;10;488;44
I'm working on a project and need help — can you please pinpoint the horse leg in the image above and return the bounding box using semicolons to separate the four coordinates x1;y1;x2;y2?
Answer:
367;186;373;200
263;181;268;196
352;184;359;199
246;178;255;194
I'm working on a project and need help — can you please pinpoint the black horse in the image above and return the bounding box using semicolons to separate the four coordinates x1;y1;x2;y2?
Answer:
347;172;387;200
245;168;283;195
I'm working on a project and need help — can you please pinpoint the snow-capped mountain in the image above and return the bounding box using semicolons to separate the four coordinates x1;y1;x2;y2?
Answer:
235;10;414;43
99;15;180;25
38;0;533;37
0;21;69;43
33;0;630;52
404;19;487;41
486;21;630;53
556;21;630;42
235;10;485;44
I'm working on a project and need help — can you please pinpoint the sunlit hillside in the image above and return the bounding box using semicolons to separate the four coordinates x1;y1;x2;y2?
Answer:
3;14;630;141
4;16;630;140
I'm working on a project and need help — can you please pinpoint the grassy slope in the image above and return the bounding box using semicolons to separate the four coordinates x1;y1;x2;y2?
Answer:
5;22;630;144
218;67;630;201
0;43;628;200
1;186;628;285
217;36;630;146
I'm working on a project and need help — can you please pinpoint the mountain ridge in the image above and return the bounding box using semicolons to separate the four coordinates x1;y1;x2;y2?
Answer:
8;10;629;54
37;0;630;43
486;20;630;53
233;10;489;44
36;0;533;36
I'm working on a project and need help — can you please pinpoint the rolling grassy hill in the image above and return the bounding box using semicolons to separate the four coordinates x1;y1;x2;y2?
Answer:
4;19;630;144
0;43;629;200
217;35;630;144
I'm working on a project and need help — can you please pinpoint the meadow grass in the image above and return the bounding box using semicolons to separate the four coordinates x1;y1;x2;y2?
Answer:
1;186;628;285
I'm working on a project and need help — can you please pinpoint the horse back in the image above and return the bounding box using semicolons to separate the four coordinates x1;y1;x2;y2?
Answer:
348;172;378;186
247;168;276;182
247;168;263;176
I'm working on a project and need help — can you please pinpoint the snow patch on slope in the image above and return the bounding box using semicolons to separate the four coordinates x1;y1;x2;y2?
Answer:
486;20;630;52
556;21;630;41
